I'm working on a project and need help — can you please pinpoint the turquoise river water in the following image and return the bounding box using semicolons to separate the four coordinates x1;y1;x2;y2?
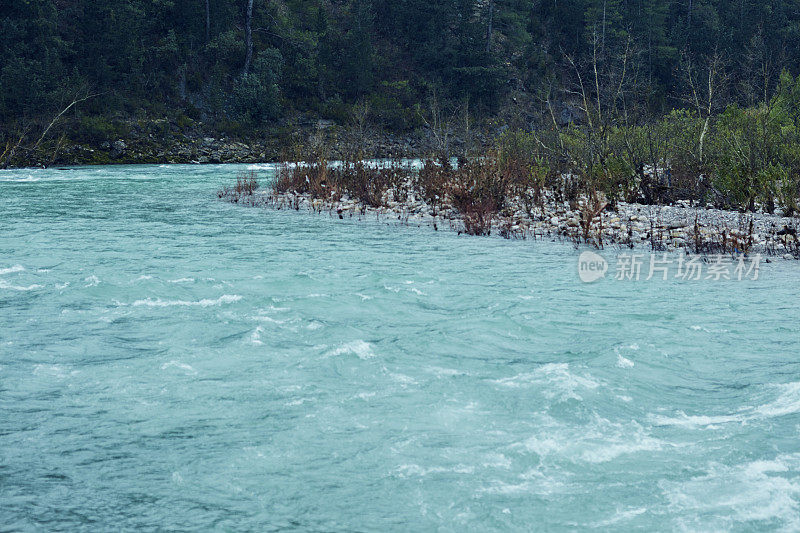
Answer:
1;164;800;531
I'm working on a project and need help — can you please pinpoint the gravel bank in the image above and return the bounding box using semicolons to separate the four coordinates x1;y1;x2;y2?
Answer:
223;187;800;259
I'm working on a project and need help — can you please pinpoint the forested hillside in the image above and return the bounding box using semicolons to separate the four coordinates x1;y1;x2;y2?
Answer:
3;0;799;132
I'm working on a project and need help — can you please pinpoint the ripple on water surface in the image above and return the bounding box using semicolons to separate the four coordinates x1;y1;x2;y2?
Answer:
1;164;800;530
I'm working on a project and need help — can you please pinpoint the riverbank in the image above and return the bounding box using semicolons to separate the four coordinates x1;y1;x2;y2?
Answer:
5;119;491;168
222;183;800;259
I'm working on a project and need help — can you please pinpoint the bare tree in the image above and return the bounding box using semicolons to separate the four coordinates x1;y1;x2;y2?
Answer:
0;127;31;169
417;89;452;158
555;30;643;207
1;92;96;168
456;98;477;159
33;93;96;151
681;50;727;164
349;99;374;158
740;28;782;106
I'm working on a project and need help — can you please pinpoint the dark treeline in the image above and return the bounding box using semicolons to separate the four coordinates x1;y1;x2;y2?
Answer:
5;0;800;214
3;0;800;129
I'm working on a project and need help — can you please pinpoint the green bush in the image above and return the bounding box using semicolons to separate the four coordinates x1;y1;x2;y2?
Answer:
72;116;125;144
367;94;421;131
206;30;245;73
230;49;283;125
709;105;783;210
320;95;351;124
660;109;705;191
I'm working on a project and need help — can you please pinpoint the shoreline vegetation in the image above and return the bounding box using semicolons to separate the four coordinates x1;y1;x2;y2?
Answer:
219;125;800;259
1;120;486;168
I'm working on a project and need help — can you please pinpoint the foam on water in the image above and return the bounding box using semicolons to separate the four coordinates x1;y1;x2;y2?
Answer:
616;354;635;368
0;176;40;182
160;360;198;375
650;381;800;428
250;326;265;345
326;340;376;359
518;415;667;464
0;264;25;275
661;455;800;530
490;363;600;401
0;279;43;291
128;294;242;307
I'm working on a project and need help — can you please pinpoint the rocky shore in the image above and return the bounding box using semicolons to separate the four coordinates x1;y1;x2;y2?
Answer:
224;185;800;259
15;120;490;167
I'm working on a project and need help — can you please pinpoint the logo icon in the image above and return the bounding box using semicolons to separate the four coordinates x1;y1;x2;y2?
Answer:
578;251;608;283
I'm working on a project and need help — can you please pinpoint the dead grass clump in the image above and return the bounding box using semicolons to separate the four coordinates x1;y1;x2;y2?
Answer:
579;191;608;245
338;159;411;207
274;158;335;199
415;158;453;210
218;170;259;201
450;159;507;236
235;170;259;195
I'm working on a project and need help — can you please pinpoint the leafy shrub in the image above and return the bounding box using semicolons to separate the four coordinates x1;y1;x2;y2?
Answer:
367;94;422;131
709;105;783;210
206;30;245;72
230;49;283;124
73;116;125;144
320;95;352;124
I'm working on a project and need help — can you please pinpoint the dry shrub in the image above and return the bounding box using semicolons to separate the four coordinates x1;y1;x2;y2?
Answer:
450;158;508;236
274;159;334;199
274;151;414;208
415;158;453;209
218;170;259;201
341;161;384;206
235;170;259;195
579;191;608;244
457;196;497;236
264;135;529;238
339;158;411;207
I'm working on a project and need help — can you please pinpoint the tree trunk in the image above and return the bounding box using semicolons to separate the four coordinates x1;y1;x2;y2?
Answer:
601;0;606;51
698;115;709;163
205;0;210;42
243;0;254;75
485;0;494;54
